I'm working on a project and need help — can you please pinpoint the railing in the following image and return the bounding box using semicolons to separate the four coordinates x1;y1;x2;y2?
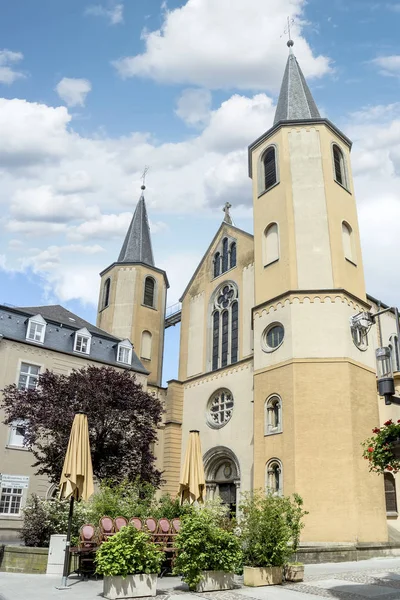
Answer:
165;302;182;328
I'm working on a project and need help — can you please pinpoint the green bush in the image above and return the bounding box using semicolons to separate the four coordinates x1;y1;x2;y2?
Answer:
95;526;163;577
152;494;195;520
173;508;242;590
239;491;307;568
20;494;88;547
85;479;155;525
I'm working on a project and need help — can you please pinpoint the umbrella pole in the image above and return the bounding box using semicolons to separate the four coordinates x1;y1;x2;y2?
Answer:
60;496;74;588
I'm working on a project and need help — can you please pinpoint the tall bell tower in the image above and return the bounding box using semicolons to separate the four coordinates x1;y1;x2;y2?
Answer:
250;41;388;542
96;186;168;387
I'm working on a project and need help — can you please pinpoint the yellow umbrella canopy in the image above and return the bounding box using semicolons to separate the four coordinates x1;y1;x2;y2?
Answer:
59;412;94;502
179;430;205;504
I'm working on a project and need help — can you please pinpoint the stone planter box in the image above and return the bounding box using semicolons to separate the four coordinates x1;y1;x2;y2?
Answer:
284;564;304;582
195;570;235;592
243;566;283;586
103;573;157;599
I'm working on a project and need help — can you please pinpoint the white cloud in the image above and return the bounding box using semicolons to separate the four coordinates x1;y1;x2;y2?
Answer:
55;78;92;107
175;88;212;127
85;2;124;25
113;0;331;90
371;55;400;77
0;49;25;85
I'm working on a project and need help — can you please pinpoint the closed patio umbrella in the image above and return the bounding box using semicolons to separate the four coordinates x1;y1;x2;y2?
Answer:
58;411;94;588
179;430;205;504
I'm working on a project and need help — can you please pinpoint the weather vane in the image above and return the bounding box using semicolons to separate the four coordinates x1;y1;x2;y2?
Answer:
141;166;149;190
281;16;294;47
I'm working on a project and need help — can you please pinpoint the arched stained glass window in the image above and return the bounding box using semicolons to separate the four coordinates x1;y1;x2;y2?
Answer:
229;242;236;269
210;283;239;371
222;238;229;273
212;311;220;372
263;147;277;191
214;252;221;278
143;277;155;307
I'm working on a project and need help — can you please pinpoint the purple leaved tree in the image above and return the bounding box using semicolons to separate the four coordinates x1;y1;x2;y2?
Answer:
1;366;164;486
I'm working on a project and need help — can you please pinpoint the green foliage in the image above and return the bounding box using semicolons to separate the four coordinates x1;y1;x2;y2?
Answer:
362;420;400;474
85;479;155;525
152;494;195;520
20;494;88;547
239;491;308;568
95;526;163;577
173;508;242;590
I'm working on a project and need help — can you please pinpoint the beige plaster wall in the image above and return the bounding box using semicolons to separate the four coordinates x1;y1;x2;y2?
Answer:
0;338;146;540
253;361;388;543
180;360;254;495
187;293;205;378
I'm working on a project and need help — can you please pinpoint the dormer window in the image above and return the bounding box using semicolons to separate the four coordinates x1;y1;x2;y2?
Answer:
26;314;46;344
117;339;133;365
73;328;92;354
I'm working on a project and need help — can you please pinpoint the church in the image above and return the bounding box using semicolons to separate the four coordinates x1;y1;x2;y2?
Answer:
1;42;400;545
95;42;400;545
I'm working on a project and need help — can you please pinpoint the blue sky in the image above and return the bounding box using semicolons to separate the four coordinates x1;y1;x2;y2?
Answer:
1;0;400;383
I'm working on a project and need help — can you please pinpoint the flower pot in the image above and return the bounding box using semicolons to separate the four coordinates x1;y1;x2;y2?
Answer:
243;566;283;587
284;564;304;582
103;573;157;599
195;571;235;592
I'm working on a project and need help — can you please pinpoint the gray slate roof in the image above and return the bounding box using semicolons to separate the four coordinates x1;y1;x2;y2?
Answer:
118;194;155;266
274;50;320;125
1;304;148;374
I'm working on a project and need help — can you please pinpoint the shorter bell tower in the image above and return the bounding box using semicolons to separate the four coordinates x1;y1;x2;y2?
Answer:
96;186;168;387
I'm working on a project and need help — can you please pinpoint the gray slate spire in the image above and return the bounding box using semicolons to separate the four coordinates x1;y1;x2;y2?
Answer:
273;43;320;125
118;189;155;266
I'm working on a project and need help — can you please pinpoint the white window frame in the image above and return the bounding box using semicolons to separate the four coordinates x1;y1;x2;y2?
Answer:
26;314;46;344
73;328;92;355
8;420;28;448
0;486;24;516
18;362;41;390
117;339;133;365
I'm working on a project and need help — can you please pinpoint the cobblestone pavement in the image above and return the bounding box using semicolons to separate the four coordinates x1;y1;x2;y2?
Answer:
2;559;400;600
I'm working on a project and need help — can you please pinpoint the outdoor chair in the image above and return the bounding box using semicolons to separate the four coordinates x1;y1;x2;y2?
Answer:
79;524;97;549
144;517;157;537
171;518;181;533
129;517;143;530
114;516;128;531
99;516;115;542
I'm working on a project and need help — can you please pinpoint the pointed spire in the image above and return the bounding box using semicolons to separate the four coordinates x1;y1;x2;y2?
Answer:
273;40;321;125
118;186;155;266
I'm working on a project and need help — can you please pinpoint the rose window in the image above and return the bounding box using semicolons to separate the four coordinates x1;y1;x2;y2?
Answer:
216;285;235;309
207;390;234;429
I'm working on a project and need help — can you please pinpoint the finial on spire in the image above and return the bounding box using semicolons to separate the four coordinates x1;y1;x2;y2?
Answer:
281;16;294;51
223;202;232;225
141;165;149;191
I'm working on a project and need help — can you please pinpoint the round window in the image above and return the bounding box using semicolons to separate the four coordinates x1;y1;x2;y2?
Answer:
263;323;285;352
207;389;234;429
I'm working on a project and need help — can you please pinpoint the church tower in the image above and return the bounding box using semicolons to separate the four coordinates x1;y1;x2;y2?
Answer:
96;187;168;387
249;41;388;542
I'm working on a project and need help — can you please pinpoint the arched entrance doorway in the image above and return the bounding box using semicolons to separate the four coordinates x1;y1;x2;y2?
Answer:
203;447;240;517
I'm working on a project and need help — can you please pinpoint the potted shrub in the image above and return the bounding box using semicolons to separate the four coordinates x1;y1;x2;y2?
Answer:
239;492;307;587
173;508;242;592
95;525;163;599
362;420;400;473
284;563;304;582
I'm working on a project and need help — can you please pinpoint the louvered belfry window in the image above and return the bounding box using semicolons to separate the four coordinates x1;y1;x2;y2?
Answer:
229;242;237;269
143;277;155;307
263;147;277;191
214;252;221;278
222;238;229;273
385;473;398;513
333;144;345;186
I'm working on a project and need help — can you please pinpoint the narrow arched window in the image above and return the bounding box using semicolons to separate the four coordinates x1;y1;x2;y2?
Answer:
211;283;239;371
229;242;236;269
103;278;111;308
263;223;279;266
231;301;238;364
222;238;229;273
214;252;221;278
263;147;277;191
266;459;283;496
333;144;346;187
385;473;397;514
143;277;155;307
265;395;282;435
212;311;220;371
342;221;355;263
140;330;152;360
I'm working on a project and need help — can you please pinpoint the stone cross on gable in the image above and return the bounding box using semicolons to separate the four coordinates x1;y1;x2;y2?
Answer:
223;202;232;225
